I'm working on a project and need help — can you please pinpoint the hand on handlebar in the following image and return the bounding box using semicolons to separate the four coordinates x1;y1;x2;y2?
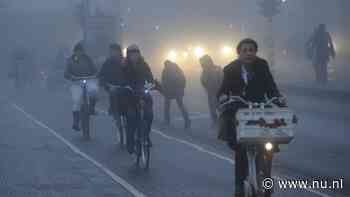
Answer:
219;94;228;103
144;81;155;90
272;97;287;108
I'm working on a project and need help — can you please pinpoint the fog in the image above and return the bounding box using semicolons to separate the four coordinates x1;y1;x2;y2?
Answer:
0;2;349;196
0;0;349;87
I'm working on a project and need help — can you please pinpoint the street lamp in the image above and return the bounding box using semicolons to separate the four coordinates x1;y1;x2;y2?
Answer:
194;46;205;58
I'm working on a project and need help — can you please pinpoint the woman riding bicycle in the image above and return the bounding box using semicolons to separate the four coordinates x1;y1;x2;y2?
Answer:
64;43;98;131
124;44;157;154
217;38;286;197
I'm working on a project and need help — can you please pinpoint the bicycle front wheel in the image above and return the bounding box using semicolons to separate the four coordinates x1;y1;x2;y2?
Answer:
136;130;150;170
81;105;90;140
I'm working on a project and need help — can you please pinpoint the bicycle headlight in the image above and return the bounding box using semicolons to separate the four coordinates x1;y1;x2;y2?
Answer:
265;142;273;151
83;80;87;84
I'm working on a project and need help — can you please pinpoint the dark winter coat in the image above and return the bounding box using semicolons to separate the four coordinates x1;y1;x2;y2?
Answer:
124;59;154;90
217;57;281;142
161;62;186;99
98;56;128;87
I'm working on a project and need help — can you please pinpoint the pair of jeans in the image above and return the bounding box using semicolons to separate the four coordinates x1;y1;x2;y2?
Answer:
70;79;98;111
163;97;190;125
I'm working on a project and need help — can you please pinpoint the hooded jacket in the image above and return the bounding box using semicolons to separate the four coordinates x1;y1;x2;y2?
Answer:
161;62;186;99
64;54;97;80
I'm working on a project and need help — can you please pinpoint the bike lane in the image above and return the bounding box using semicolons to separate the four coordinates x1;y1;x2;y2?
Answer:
6;90;343;197
0;100;135;197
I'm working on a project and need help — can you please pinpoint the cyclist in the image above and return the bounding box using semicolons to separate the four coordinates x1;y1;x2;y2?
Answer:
64;43;99;131
98;43;133;140
124;44;155;154
217;38;285;197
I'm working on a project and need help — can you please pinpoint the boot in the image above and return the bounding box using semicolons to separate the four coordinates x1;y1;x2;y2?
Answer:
72;111;80;131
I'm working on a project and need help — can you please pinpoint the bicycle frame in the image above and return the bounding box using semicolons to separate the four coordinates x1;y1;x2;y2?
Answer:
107;84;132;147
72;76;96;140
245;144;273;197
134;84;155;170
218;95;297;197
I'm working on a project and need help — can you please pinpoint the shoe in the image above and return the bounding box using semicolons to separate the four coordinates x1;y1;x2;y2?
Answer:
72;111;80;131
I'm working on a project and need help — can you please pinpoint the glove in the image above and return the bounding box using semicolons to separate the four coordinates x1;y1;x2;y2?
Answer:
219;94;228;103
273;97;287;108
144;81;154;90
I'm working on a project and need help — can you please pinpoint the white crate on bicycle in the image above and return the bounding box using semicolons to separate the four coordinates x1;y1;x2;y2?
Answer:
236;108;297;144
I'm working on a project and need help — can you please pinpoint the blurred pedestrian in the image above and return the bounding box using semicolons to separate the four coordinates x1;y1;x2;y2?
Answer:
306;24;336;85
199;55;223;127
160;60;191;129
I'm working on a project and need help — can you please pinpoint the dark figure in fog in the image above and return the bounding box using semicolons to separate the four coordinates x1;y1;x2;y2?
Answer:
306;24;336;85
217;38;285;197
48;48;68;91
9;48;34;89
123;44;156;153
161;60;191;129
98;43;128;115
199;55;223;126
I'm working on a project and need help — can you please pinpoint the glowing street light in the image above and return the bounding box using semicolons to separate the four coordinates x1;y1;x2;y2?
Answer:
123;48;127;57
222;46;234;56
167;50;177;62
183;51;189;59
194;46;205;58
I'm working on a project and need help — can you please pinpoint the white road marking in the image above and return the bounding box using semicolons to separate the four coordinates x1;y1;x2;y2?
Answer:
100;108;338;197
12;104;147;197
152;129;337;197
30;106;335;197
152;129;235;164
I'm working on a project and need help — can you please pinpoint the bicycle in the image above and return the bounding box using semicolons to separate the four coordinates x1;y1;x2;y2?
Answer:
107;84;133;148
134;83;156;170
72;76;97;140
218;96;298;197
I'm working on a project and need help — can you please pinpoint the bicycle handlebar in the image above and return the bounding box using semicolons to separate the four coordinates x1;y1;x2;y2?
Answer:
71;75;97;81
106;83;133;92
218;96;286;110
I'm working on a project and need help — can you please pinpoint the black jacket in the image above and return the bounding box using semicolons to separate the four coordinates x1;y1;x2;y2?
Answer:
161;63;186;99
217;57;282;142
217;57;281;103
98;57;128;87
125;60;154;90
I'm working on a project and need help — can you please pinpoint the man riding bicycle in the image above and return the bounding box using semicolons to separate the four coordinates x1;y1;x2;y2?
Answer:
124;44;156;154
64;43;99;131
217;38;286;197
98;43;129;114
98;43;133;143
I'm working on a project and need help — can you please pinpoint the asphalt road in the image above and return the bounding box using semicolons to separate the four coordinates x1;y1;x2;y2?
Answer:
0;85;348;197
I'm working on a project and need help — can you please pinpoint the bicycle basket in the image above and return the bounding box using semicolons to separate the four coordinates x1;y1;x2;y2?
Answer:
236;108;296;144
